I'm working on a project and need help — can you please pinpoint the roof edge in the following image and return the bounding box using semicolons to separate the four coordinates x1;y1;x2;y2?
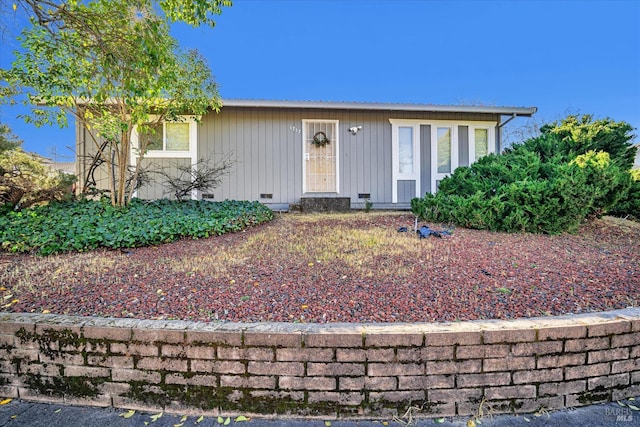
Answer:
221;99;537;116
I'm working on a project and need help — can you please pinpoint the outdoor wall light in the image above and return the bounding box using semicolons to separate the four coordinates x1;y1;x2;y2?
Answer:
349;125;362;135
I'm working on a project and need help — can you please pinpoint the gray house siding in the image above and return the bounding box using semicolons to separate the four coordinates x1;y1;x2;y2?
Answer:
198;107;500;210
136;157;191;200
74;101;537;209
420;124;432;196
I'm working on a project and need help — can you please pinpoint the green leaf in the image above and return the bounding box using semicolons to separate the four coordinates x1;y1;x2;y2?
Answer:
434;419;445;424
628;404;640;411
196;415;205;423
150;412;163;422
180;415;188;422
224;417;231;425
217;416;224;424
235;416;249;422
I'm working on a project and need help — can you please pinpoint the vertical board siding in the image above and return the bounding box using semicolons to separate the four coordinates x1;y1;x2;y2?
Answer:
198;108;498;207
78;108;500;206
136;157;191;200
420;124;432;196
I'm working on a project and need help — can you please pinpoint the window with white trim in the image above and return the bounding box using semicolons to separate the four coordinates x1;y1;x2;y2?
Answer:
469;126;495;162
133;116;198;159
398;126;415;174
140;122;190;153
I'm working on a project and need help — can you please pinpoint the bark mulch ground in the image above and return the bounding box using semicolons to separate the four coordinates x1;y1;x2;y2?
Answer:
1;212;638;323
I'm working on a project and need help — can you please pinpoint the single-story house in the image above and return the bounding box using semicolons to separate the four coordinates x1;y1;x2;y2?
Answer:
76;99;537;210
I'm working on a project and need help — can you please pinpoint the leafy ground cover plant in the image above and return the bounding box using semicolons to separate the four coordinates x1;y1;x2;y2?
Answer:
0;199;273;255
412;115;639;234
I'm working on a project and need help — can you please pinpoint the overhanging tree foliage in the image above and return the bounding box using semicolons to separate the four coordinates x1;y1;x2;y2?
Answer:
1;0;231;206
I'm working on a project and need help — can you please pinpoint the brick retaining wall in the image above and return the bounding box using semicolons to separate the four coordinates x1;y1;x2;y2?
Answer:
0;309;638;419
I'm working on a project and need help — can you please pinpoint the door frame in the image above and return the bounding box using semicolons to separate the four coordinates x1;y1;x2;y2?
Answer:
302;119;340;194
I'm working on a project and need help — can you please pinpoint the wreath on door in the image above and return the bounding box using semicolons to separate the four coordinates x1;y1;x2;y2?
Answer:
311;131;330;147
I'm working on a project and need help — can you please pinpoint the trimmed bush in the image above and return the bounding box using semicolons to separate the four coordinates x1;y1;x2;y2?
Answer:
412;115;639;234
0;198;273;255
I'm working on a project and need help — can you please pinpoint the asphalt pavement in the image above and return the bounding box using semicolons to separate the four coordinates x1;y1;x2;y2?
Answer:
0;398;639;427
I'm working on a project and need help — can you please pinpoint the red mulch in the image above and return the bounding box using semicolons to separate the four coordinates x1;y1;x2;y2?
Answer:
1;213;638;323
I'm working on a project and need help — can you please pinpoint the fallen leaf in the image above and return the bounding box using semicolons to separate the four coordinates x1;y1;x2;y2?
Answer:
180;415;188;422
382;422;389;426
301;305;308;309
3;294;13;300
173;423;184;427
324;421;332;427
434;418;445;424
467;419;477;427
54;408;61;413
150;412;163;422
11;415;17;419
224;416;231;425
235;416;250;422
523;417;530;422
628;404;640;411
42;310;50;314
308;262;314;266
217;416;224;424
196;415;205;423
120;410;135;418
145;423;149;426
0;399;12;405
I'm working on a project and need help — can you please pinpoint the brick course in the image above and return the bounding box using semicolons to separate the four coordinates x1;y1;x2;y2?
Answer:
0;309;638;418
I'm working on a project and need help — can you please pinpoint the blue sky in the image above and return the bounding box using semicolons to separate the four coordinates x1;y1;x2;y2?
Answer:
1;0;639;159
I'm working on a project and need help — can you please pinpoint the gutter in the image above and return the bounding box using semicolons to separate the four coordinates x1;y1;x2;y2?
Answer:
222;99;538;117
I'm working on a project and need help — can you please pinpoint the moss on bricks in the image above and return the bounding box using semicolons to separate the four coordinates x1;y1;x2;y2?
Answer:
578;390;610;404
15;327;87;359
24;374;105;398
127;382;221;410
236;395;335;416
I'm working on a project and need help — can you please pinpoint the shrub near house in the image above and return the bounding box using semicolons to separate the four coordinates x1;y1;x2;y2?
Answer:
411;115;639;233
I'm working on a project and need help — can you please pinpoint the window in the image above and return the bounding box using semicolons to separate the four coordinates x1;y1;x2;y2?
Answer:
474;128;488;161
398;127;414;174
469;126;495;163
133;116;197;160
140;122;190;152
166;123;190;151
436;127;452;173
